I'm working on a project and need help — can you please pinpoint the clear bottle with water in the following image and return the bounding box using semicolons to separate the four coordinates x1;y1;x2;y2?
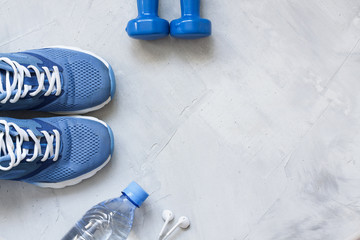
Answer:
62;182;149;240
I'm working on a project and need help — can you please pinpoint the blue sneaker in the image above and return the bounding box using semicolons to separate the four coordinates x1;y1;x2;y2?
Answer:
0;46;116;114
0;116;114;188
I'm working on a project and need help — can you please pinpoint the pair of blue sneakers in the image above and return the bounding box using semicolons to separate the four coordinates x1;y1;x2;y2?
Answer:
0;47;115;188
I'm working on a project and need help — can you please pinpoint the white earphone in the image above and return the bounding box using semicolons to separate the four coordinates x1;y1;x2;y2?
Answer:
162;216;190;240
158;210;175;239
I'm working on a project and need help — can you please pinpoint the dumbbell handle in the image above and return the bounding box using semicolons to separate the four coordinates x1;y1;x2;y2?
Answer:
137;0;159;16
181;0;200;17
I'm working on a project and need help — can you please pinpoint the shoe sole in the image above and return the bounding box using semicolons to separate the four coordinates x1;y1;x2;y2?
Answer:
48;46;116;115
34;116;114;189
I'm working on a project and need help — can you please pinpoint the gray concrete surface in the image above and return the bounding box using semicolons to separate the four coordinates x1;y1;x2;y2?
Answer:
0;0;360;239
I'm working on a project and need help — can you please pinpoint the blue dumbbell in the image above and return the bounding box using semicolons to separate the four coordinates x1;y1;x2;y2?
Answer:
126;0;170;40
170;0;212;39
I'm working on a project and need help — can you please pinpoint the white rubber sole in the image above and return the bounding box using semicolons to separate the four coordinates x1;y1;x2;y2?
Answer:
73;115;108;127
34;116;113;188
48;46;114;115
49;45;109;68
35;155;111;189
53;97;111;115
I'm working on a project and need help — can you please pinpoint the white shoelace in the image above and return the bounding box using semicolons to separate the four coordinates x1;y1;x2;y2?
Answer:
0;57;61;104
0;120;60;171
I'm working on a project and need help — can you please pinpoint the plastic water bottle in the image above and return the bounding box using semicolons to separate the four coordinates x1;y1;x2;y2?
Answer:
62;182;149;240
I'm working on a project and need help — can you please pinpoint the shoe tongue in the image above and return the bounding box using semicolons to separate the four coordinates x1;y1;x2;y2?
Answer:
0;61;14;72
0;60;14;85
0;128;43;161
0;66;15;102
0;155;11;167
0;124;19;137
0;69;11;89
0;65;41;99
0;125;19;160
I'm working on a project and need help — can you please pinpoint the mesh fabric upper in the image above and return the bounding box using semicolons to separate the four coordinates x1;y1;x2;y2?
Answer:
64;60;102;99
26;119;103;183
63;124;100;165
6;47;113;112
40;48;79;59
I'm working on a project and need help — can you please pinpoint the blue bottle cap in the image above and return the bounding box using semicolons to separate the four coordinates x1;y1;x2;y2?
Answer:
122;181;149;208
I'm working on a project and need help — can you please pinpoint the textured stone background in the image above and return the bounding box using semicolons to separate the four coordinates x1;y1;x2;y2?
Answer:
0;0;360;239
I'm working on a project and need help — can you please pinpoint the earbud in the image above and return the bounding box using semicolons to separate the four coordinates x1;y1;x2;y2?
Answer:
162;216;190;240
158;210;174;239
